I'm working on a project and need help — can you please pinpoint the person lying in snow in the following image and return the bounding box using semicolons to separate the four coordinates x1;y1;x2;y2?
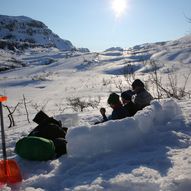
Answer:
121;90;138;117
28;111;68;158
95;93;127;124
15;111;68;161
131;79;153;110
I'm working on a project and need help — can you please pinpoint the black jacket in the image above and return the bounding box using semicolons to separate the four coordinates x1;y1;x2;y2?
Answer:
111;105;127;120
123;101;138;117
102;104;127;122
133;88;153;110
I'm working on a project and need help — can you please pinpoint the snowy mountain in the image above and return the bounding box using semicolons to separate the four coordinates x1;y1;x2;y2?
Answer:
0;15;75;51
76;47;90;53
0;31;191;190
105;46;124;52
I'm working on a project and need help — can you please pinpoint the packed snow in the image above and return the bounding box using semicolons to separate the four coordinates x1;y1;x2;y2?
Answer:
0;33;191;191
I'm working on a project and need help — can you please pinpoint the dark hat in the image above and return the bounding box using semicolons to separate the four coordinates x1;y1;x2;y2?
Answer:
33;110;50;125
107;93;120;105
132;79;144;90
121;90;134;100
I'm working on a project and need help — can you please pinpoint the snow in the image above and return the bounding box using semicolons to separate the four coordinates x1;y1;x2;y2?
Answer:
0;32;191;191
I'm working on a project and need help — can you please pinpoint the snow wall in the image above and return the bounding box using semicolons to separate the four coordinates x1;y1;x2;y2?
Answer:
66;99;183;158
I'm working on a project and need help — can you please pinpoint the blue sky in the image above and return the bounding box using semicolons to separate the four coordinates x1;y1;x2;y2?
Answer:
0;0;191;51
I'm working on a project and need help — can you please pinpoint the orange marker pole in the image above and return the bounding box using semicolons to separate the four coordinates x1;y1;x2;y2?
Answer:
0;96;7;102
0;96;8;161
0;96;22;184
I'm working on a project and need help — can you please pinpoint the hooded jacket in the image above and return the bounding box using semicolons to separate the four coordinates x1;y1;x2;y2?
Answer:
133;88;153;110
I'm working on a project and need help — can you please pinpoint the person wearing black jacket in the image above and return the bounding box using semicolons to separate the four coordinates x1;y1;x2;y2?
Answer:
121;90;138;117
29;111;68;157
95;93;127;124
131;79;153;110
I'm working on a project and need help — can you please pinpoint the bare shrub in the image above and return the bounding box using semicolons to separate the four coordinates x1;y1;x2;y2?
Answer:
148;60;191;100
22;94;30;123
166;70;191;99
3;95;32;127
148;60;163;99
112;76;126;93
102;78;111;86
66;97;101;112
3;102;21;128
55;99;69;113
30;100;49;112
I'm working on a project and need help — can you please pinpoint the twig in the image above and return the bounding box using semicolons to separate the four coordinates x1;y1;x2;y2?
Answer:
23;94;30;123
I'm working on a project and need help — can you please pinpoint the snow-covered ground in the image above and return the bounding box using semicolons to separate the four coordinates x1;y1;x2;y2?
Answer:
0;34;191;191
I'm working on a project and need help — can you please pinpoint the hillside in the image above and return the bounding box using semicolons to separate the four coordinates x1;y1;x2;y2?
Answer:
0;15;75;50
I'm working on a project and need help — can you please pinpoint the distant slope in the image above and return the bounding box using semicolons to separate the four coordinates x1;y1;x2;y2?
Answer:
0;15;75;50
124;35;191;68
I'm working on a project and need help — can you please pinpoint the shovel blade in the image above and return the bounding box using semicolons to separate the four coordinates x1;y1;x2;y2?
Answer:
0;160;22;184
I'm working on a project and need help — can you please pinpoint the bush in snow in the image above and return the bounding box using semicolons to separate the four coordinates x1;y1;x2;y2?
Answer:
66;97;101;112
148;60;191;99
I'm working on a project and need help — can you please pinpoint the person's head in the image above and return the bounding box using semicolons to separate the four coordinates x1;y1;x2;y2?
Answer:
107;93;121;108
132;79;144;93
121;90;133;104
100;107;106;115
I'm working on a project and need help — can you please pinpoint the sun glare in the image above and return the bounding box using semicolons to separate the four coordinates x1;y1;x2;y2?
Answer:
111;0;127;19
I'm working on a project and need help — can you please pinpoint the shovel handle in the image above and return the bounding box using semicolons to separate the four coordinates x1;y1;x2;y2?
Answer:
0;97;7;160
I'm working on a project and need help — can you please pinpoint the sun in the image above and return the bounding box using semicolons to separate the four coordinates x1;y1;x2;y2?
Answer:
111;0;127;19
